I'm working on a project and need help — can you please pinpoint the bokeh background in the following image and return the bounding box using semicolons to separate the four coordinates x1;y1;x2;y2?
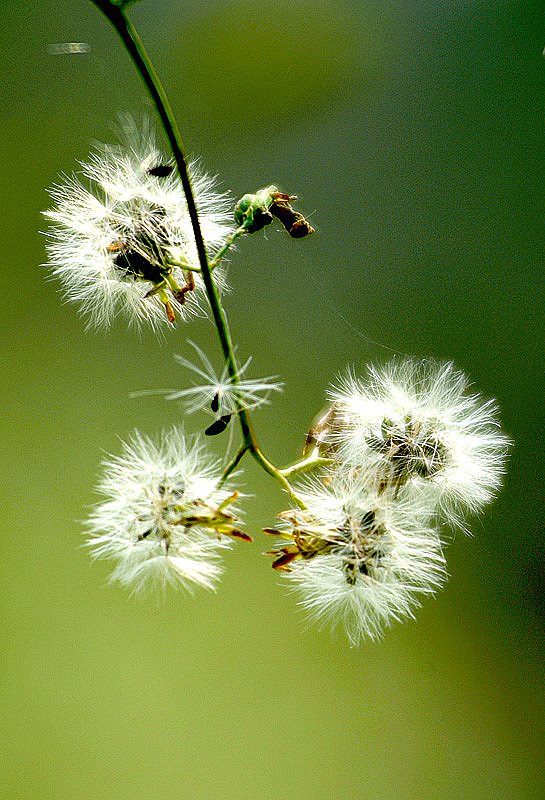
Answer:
1;0;543;797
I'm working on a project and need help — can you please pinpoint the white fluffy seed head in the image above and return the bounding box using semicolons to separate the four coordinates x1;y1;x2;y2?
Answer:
43;116;234;330
326;359;510;524
85;428;244;594
275;473;446;645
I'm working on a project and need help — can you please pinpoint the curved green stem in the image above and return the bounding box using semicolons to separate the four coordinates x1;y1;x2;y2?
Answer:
209;227;246;269
280;454;334;479
219;445;250;487
251;448;307;508
90;2;243;387
90;0;300;502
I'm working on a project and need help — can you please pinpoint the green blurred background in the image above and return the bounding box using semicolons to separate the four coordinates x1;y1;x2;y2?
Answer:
1;1;543;797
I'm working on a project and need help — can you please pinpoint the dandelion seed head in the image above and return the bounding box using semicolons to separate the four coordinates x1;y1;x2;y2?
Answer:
271;473;446;644
43;116;234;329
326;359;510;521
86;428;245;593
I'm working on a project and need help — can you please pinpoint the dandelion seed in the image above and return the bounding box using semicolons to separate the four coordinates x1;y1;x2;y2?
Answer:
85;428;249;594
324;359;510;523
43;116;233;329
167;341;284;417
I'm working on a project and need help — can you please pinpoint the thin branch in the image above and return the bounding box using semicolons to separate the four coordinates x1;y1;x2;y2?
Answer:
89;0;301;502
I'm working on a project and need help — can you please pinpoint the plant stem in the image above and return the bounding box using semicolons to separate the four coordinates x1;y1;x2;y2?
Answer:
90;0;301;502
219;445;250;486
251;449;306;508
280;454;334;479
209;228;246;269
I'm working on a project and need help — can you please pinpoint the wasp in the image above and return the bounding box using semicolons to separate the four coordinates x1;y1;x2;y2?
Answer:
106;202;195;324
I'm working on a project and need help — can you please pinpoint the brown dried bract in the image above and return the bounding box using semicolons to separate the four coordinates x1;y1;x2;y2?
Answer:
263;511;335;571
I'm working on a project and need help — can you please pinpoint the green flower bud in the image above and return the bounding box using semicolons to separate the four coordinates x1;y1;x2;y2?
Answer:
234;185;278;233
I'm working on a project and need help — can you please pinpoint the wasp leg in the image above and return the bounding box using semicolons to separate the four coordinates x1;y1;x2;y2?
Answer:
171;270;196;305
144;279;167;298
158;287;175;323
143;280;175;322
161;294;176;323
